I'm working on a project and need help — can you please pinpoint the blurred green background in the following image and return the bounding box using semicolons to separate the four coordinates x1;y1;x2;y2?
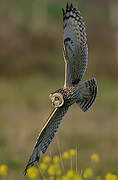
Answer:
0;0;118;179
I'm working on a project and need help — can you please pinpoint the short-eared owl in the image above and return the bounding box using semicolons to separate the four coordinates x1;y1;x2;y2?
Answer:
25;3;98;174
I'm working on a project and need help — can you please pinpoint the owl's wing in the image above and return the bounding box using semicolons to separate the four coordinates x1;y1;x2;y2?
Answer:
63;3;88;87
24;105;69;174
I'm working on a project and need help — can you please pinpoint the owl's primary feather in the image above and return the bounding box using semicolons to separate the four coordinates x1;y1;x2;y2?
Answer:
63;3;88;87
24;106;69;174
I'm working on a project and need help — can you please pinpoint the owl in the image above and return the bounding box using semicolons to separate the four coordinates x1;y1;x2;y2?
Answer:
24;3;98;174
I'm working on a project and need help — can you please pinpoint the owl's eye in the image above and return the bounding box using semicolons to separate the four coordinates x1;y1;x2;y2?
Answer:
55;97;60;101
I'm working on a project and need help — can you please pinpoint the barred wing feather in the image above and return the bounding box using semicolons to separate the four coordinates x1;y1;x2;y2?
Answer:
63;3;88;87
24;106;69;174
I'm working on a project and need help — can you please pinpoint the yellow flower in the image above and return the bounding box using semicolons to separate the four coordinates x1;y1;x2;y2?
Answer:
83;168;93;179
39;163;47;171
48;163;62;176
53;155;60;163
48;165;56;175
91;153;100;163
69;149;76;156
61;176;68;180
105;173;118;180
43;155;51;163
0;164;8;176
62;151;70;159
56;168;62;176
111;175;118;180
27;167;39;179
67;170;74;178
105;173;112;180
74;173;83;180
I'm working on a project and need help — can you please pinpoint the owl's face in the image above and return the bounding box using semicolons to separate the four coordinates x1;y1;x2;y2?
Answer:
49;93;64;108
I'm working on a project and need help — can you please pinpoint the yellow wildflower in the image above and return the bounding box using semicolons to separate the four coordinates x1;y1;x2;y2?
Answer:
105;173;118;180
61;176;68;180
62;151;70;159
105;173;112;180
67;170;74;178
43;155;51;163
27;167;39;179
111;175;118;180
74;173;83;180
53;155;60;163
55;168;62;176
83;168;93;179
69;149;76;156
39;163;47;171
48;163;62;176
48;165;56;175
91;153;100;163
0;164;8;176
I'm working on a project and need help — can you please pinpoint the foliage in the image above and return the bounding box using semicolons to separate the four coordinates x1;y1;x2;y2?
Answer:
1;149;117;180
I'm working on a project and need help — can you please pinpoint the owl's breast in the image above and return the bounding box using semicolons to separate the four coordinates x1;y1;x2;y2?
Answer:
57;87;77;106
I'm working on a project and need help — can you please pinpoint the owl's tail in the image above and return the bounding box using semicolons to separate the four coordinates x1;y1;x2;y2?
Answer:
76;78;98;112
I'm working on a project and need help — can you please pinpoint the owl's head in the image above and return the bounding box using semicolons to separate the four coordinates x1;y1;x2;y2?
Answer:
49;93;64;108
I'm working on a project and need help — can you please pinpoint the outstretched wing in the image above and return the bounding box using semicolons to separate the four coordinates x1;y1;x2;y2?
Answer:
24;105;69;174
63;3;88;87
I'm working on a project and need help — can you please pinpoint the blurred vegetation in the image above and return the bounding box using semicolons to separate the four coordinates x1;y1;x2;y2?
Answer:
0;0;118;77
0;0;118;179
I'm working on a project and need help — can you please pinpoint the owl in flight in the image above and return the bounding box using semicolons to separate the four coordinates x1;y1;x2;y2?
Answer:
24;3;98;174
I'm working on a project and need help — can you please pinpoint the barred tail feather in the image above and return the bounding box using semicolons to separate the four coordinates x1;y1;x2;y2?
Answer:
77;78;98;112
